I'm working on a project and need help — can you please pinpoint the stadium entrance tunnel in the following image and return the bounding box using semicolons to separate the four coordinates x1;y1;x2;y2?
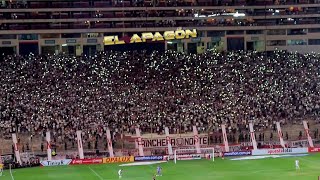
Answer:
62;45;76;56
227;37;245;51
19;42;39;56
187;43;197;54
41;45;59;55
0;46;15;60
166;41;184;53
83;45;98;56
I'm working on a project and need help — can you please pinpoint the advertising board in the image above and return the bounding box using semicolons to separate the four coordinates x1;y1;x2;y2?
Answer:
223;151;251;157
103;156;134;164
252;148;308;156
134;156;163;161
308;147;320;153
40;159;72;167
176;154;201;160
71;158;103;165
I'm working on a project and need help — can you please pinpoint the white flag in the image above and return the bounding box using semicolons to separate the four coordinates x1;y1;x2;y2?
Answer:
276;122;286;148
12;133;22;165
249;123;258;150
76;131;84;159
221;125;230;152
46;131;52;161
165;127;173;155
106;129;115;157
135;127;144;156
192;126;201;154
303;121;314;147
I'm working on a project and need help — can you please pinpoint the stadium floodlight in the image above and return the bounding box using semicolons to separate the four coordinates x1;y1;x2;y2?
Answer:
174;147;214;164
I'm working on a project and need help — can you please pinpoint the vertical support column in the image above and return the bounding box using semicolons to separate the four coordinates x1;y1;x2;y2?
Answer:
76;44;82;56
76;131;84;159
276;122;286;148
249;123;258;150
165;127;173;156
38;43;41;56
55;45;60;55
192;126;201;154
303;121;314;147
12;133;22;165
221;125;230;152
106;128;114;157
46;131;52;161
16;44;20;55
135;127;144;156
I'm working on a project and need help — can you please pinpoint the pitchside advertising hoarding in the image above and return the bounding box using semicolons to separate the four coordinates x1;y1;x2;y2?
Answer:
103;156;134;163
223;151;252;157
252;148;308;156
71;158;103;165
40;159;72;166
308;147;320;153
176;154;202;160
134;156;164;161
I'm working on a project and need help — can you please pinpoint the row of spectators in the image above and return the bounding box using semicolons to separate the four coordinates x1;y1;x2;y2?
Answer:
1;0;319;9
3;8;318;20
0;50;320;146
2;18;318;31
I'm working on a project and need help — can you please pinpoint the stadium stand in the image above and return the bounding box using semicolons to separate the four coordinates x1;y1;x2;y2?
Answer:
0;50;320;155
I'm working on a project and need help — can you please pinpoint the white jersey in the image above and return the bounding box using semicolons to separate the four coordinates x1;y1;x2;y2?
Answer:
295;160;300;170
118;169;122;176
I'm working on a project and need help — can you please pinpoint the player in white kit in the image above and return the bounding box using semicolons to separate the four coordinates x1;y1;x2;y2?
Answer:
118;169;123;179
295;160;300;170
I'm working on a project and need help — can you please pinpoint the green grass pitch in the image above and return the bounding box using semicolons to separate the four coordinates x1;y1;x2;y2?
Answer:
2;154;320;180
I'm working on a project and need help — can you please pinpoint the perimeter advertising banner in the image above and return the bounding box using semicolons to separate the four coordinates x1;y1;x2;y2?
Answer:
103;156;134;164
40;159;72;167
71;158;103;165
176;154;201;160
134;156;164;161
252;148;308;156
308;147;320;153
223;151;252;157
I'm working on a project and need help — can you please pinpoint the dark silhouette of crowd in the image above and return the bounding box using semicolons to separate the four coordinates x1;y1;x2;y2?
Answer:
0;50;320;144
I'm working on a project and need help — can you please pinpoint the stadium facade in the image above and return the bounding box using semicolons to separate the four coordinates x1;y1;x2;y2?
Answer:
0;0;320;56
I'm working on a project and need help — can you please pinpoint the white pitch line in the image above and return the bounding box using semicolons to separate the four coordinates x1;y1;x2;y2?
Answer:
9;166;15;180
89;167;104;180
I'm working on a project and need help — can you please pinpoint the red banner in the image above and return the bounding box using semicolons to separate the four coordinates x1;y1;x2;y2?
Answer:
71;158;103;165
308;147;320;153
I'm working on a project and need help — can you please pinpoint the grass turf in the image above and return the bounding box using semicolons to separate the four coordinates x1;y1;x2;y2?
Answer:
1;153;320;180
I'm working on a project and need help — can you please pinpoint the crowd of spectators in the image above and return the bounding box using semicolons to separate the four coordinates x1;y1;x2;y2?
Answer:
2;0;320;31
2;0;320;9
0;50;320;145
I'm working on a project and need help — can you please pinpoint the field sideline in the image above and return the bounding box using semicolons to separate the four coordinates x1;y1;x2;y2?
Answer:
1;154;320;180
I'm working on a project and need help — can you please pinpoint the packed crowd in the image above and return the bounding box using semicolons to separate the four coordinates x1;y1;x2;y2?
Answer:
1;0;320;9
0;50;320;143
